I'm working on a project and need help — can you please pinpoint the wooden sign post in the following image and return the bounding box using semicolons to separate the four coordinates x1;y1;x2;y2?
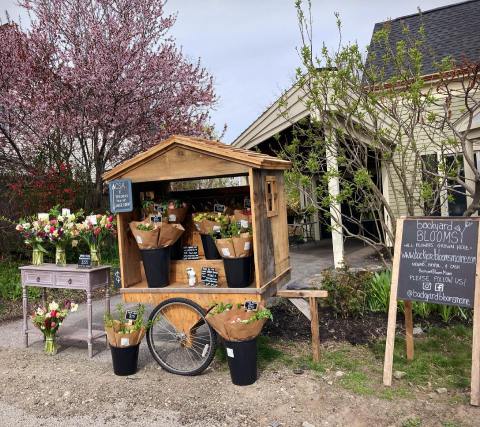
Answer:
383;217;480;406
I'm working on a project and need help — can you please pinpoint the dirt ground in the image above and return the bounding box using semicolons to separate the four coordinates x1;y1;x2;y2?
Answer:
0;344;477;427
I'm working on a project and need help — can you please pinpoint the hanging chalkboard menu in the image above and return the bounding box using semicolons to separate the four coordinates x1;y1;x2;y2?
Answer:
108;179;133;213
397;218;478;308
201;267;218;287
183;246;199;260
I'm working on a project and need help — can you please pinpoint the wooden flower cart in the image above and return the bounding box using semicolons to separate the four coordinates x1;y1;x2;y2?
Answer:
103;135;293;375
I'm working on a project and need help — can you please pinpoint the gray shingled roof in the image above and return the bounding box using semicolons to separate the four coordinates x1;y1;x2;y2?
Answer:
366;0;480;79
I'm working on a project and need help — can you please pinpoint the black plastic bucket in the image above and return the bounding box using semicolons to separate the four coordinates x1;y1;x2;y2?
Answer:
140;247;171;287
223;256;253;288
201;234;221;259
224;339;257;385
110;344;140;376
170;238;183;260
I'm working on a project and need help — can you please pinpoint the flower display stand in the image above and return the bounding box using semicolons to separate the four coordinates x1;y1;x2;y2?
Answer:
20;264;111;358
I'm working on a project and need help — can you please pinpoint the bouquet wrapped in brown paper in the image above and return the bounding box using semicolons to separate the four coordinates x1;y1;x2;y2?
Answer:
159;200;189;223
104;304;152;348
206;303;272;342
231;209;252;229
192;212;230;235
214;220;253;258
129;220;184;249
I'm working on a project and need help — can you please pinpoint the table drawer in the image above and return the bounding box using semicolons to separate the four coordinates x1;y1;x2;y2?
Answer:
24;271;54;285
55;273;88;288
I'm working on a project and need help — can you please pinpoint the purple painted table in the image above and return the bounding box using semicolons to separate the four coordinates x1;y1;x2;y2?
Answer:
20;264;111;358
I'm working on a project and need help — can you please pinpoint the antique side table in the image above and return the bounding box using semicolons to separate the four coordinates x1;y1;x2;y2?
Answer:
20;264;111;358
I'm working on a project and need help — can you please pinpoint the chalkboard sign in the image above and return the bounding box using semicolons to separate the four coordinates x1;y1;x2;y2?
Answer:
397;218;478;308
201;267;218;287
108;179;133;213
214;203;226;213
112;268;121;289
78;254;92;269
244;301;258;311
125;310;138;321
150;215;162;223
183;246;199;260
383;217;480;406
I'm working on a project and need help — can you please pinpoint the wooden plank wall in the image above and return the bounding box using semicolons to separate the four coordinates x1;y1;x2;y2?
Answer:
117;212;142;288
249;169;276;287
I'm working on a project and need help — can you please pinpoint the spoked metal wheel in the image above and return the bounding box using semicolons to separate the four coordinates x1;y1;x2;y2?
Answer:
147;298;217;376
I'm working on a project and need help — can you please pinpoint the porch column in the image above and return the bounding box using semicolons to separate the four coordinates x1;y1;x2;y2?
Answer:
325;132;345;268
381;161;393;247
311;176;321;241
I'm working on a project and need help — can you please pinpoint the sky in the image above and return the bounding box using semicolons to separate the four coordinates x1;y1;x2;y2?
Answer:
1;0;457;143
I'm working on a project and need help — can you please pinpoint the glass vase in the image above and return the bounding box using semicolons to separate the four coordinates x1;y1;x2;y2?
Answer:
55;245;66;266
32;248;44;265
90;243;101;267
44;335;58;355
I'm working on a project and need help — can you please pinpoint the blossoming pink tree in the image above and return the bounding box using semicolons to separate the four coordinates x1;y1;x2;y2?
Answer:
0;0;216;208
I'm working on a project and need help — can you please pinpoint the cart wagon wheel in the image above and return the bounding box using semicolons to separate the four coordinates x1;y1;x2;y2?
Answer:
147;298;217;376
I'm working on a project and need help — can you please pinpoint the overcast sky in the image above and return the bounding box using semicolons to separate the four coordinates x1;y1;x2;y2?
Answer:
1;0;456;142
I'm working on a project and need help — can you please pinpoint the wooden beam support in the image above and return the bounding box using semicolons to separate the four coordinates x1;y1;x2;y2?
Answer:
277;289;328;298
309;297;321;363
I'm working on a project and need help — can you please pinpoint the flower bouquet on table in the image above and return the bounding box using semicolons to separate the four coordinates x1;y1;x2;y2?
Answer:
206;302;273;385
31;300;78;355
15;216;49;265
44;207;79;266
76;213;116;266
104;304;152;376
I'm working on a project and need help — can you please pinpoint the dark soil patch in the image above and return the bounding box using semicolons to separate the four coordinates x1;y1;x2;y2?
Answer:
264;299;388;345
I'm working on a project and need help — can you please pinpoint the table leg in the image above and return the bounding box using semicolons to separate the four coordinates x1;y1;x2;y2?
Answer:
105;282;110;348
87;290;93;358
22;285;28;348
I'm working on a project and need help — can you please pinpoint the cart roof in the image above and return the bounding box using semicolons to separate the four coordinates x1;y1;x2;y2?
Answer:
103;135;291;181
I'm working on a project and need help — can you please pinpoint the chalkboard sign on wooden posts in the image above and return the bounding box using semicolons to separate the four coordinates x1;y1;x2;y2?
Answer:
383;217;480;407
183;246;199;260
78;254;92;269
397;218;478;308
201;267;218;287
108;179;133;213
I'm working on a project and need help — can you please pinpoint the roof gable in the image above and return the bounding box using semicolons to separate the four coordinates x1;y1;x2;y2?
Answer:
103;135;291;181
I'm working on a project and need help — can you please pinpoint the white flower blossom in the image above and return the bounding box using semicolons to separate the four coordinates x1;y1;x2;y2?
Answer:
48;301;59;311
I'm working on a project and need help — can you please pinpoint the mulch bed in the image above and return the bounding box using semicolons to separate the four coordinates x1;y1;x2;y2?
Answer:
264;300;389;345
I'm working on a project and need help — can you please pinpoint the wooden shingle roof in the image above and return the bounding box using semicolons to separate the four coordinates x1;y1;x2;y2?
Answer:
103;135;291;181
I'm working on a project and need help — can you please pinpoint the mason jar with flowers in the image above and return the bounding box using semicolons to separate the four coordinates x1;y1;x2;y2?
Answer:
76;214;116;267
15;216;49;265
31;300;78;355
45;208;77;266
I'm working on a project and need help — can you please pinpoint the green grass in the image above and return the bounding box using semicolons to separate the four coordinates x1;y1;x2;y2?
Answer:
0;260;42;302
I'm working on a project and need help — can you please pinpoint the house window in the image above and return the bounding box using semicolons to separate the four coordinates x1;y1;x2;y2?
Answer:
421;154;441;216
265;176;278;217
445;154;467;216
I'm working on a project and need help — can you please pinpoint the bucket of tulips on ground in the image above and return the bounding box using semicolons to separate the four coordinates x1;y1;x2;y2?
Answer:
31;300;79;355
206;302;272;386
129;220;184;287
214;218;253;288
104;304;152;376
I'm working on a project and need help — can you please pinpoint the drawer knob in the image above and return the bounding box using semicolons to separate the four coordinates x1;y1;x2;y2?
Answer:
68;278;72;285
36;276;40;283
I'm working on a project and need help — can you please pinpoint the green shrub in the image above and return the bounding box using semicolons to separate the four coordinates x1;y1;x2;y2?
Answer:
412;301;435;319
321;269;373;318
366;270;391;313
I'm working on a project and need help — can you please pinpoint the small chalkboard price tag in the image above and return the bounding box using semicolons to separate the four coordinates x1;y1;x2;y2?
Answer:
244;301;258;311
150;215;162;223
201;267;218;287
78;254;92;269
125;310;138;321
244;198;251;210
183;246;199;260
214;203;226;213
112;268;121;289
